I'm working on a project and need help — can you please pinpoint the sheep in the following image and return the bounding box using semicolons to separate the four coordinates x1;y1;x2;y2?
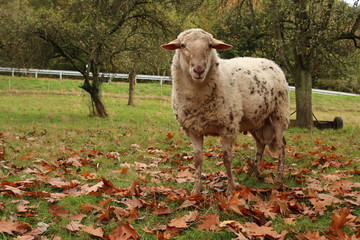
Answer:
161;29;290;195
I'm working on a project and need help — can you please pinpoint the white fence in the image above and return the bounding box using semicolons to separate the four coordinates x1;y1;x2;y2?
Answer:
0;67;358;96
0;67;172;84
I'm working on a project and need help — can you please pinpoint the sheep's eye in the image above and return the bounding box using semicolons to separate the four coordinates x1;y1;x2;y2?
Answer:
209;43;213;48
180;43;186;49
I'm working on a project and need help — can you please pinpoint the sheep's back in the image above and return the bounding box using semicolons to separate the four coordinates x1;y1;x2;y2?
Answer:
221;57;289;130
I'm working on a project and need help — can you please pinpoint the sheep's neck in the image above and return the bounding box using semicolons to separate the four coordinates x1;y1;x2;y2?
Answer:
175;64;218;93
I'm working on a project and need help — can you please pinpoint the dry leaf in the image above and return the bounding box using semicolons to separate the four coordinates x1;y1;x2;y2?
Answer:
109;222;140;240
242;222;281;238
153;201;171;215
198;214;220;231
0;217;31;235
65;221;85;232
303;230;327;240
183;211;199;223
82;225;104;238
48;205;69;218
283;218;296;225
168;217;188;229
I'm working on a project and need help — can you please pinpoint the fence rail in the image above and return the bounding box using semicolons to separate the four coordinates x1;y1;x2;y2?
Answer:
0;67;172;84
0;67;358;96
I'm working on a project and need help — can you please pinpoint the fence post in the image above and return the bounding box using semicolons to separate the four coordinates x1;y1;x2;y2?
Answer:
60;71;63;79
35;70;38;78
12;69;14;77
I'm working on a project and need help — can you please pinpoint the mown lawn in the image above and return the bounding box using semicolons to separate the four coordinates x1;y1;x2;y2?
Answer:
0;75;359;239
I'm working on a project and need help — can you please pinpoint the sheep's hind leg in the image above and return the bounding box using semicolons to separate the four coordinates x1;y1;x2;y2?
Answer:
222;136;236;196
188;132;204;194
250;131;265;178
272;121;286;183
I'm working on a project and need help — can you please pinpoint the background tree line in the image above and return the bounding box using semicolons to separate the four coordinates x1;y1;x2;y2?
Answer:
0;0;359;127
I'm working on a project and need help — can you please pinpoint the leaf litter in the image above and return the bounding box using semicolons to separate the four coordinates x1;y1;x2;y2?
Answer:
0;130;359;239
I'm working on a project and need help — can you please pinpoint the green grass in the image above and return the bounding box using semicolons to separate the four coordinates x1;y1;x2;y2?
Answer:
0;75;359;239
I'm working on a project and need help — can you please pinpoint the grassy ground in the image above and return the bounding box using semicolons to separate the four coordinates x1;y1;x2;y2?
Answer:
0;75;359;239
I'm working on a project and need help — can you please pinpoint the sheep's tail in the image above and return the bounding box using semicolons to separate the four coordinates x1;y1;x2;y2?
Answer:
268;138;278;153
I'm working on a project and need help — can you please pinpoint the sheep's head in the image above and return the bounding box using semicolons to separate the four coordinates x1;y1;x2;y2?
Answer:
161;29;232;82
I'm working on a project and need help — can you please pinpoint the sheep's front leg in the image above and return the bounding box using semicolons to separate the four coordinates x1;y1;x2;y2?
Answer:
222;136;236;196
188;132;204;194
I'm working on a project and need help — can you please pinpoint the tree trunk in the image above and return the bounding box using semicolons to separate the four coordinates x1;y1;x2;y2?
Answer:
80;71;108;118
90;89;108;117
128;68;136;106
295;70;313;128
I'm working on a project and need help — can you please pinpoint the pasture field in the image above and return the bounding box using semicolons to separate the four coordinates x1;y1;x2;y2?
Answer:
0;75;359;239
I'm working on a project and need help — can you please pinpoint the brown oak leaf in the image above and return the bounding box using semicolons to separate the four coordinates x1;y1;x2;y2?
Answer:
303;230;327;240
82;225;104;238
109;222;140;240
328;207;352;238
242;222;281;238
197;214;220;231
48;205;69;219
168;217;188;229
0;217;31;235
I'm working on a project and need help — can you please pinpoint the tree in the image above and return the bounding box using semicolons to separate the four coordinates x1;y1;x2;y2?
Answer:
0;0;52;68
214;0;359;128
270;0;359;128
30;0;177;117
127;65;136;107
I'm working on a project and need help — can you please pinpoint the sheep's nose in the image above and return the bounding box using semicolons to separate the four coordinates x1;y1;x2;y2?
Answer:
194;65;205;75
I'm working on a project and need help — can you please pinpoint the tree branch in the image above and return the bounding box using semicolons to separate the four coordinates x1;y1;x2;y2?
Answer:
36;30;86;75
336;13;360;48
270;0;293;74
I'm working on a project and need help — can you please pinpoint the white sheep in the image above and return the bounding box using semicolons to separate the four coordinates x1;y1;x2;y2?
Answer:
161;29;290;195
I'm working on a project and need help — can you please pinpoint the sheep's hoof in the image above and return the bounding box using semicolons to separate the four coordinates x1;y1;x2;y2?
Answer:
191;183;202;195
226;187;233;197
250;169;261;178
226;181;238;197
274;173;284;183
246;161;260;177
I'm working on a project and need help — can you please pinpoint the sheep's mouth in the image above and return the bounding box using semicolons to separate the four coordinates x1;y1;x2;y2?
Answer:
192;73;206;81
192;75;205;82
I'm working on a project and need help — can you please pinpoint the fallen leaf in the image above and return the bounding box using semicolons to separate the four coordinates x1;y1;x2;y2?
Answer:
109;222;140;240
198;214;220;231
276;199;291;217
153;201;171;215
168;217;188;229
218;192;245;216
177;199;196;210
328;207;352;238
121;196;144;208
176;169;194;178
82;225;104;238
65;221;85;232
284;217;296;225
0;217;31;235
69;214;87;222
303;230;327;240
242;222;281;238
183;210;199;223
48;205;69;219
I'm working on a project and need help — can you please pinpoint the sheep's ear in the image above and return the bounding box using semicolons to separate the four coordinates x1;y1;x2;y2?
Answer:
212;38;232;50
161;39;180;50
